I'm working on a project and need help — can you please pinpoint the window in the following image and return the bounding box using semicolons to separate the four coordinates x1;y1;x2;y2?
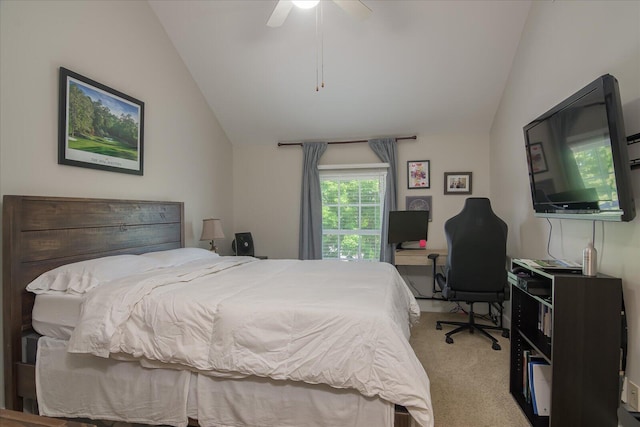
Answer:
570;136;618;209
320;165;387;261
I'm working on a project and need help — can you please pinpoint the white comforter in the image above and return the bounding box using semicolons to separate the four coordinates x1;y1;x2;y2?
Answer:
68;257;433;427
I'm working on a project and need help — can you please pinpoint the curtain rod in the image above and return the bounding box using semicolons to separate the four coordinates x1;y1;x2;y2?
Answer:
277;135;417;147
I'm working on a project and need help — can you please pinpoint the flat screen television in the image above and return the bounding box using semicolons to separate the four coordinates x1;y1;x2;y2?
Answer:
523;74;636;221
388;210;429;247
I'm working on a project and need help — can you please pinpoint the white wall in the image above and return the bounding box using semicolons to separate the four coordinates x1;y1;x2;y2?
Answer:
0;0;234;407
491;0;640;387
233;132;492;259
233;132;492;311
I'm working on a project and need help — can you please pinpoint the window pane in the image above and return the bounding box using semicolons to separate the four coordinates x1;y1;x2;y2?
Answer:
322;234;339;259
321;180;339;205
360;179;381;203
361;206;379;230
339;234;360;259
340;206;359;230
361;235;381;260
341;181;360;204
322;206;339;229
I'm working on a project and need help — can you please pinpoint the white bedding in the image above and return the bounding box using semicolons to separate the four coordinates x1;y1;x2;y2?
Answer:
67;256;433;427
37;336;394;427
32;293;83;339
37;337;193;426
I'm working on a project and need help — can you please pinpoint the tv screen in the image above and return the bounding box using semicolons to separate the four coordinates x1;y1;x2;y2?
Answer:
388;210;429;246
523;74;635;221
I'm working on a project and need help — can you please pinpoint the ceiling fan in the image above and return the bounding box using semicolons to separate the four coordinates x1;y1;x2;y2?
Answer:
267;0;372;28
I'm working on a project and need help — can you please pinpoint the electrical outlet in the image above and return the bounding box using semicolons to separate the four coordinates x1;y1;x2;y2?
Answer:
628;381;640;411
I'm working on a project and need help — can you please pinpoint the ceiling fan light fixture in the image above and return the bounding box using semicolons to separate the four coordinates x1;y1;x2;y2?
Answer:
292;0;320;9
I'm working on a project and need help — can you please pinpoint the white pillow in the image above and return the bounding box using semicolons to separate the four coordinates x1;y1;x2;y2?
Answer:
140;247;219;267
26;255;163;295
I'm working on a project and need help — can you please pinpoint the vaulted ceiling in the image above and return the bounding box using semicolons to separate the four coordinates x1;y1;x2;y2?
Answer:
149;0;531;146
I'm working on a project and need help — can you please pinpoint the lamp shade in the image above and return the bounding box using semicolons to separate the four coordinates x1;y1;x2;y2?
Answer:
200;218;225;241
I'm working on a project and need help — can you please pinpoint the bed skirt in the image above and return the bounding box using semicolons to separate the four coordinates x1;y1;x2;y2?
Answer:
36;337;396;427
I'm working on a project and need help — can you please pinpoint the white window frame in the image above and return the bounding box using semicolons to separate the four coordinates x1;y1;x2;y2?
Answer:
319;163;388;261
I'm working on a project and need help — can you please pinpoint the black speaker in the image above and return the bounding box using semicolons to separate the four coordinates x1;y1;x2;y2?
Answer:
232;232;254;257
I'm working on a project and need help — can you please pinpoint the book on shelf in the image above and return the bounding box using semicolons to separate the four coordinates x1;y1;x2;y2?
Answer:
538;304;552;338
522;350;546;404
529;361;552;416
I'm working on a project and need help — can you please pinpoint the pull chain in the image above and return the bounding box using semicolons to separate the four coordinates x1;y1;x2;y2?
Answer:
315;4;319;91
320;0;324;89
315;1;325;92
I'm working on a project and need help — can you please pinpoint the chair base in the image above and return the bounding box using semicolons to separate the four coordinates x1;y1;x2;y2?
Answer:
436;303;510;351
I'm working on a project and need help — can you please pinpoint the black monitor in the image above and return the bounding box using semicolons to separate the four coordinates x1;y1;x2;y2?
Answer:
388;210;429;247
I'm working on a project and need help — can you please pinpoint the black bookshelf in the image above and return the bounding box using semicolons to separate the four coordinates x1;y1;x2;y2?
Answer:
509;260;622;427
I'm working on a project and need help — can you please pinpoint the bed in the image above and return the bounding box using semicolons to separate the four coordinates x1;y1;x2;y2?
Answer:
3;195;433;427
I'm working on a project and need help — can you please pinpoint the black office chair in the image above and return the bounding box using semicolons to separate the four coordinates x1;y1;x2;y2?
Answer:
434;197;510;350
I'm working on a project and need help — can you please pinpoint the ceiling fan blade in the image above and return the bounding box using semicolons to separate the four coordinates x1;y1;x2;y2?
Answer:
332;0;372;20
267;0;294;27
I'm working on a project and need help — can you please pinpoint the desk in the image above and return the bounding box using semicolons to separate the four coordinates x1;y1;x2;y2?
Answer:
394;248;446;266
394;249;447;300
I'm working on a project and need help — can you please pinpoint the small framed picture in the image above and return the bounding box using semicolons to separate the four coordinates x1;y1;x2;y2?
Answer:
407;160;430;189
444;172;472;195
58;67;144;175
528;142;548;174
406;196;432;221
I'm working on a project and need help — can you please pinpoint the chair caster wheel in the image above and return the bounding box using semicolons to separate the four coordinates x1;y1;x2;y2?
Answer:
492;342;501;351
502;330;510;338
436;323;442;330
445;336;454;344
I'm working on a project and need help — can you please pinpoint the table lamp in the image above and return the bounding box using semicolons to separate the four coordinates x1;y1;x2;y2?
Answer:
200;218;225;252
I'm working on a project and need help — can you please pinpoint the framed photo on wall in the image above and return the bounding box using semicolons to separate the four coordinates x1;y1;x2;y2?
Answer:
58;67;145;175
405;195;433;221
407;160;430;189
444;172;472;195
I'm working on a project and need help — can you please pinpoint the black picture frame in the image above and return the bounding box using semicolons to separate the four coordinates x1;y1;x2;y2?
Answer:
405;195;433;221
407;160;430;189
444;172;472;195
58;67;144;175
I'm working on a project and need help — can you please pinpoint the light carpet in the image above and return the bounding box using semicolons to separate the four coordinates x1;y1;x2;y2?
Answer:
411;311;530;427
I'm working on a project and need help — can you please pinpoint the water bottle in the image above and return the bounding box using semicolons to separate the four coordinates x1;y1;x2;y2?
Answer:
582;241;597;276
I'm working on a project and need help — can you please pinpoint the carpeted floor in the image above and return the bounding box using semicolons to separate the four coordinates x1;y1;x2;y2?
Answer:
411;311;530;427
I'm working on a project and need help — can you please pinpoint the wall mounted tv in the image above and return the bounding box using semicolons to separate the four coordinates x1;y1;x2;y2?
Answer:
523;74;636;222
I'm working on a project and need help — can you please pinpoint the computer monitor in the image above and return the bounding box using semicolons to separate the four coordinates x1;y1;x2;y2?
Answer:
387;210;429;248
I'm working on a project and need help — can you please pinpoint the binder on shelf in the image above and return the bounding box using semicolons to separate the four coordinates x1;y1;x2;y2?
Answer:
523;351;545;404
529;360;552;416
522;349;531;401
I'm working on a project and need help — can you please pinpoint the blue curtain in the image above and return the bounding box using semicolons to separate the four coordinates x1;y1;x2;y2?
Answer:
299;142;328;260
368;138;397;264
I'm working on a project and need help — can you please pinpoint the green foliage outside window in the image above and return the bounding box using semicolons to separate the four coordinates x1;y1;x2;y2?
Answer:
321;176;384;261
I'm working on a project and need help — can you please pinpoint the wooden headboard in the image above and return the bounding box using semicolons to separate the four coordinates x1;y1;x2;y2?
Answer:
2;195;184;410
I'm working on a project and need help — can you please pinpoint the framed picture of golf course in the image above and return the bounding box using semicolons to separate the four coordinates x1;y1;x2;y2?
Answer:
58;67;144;175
